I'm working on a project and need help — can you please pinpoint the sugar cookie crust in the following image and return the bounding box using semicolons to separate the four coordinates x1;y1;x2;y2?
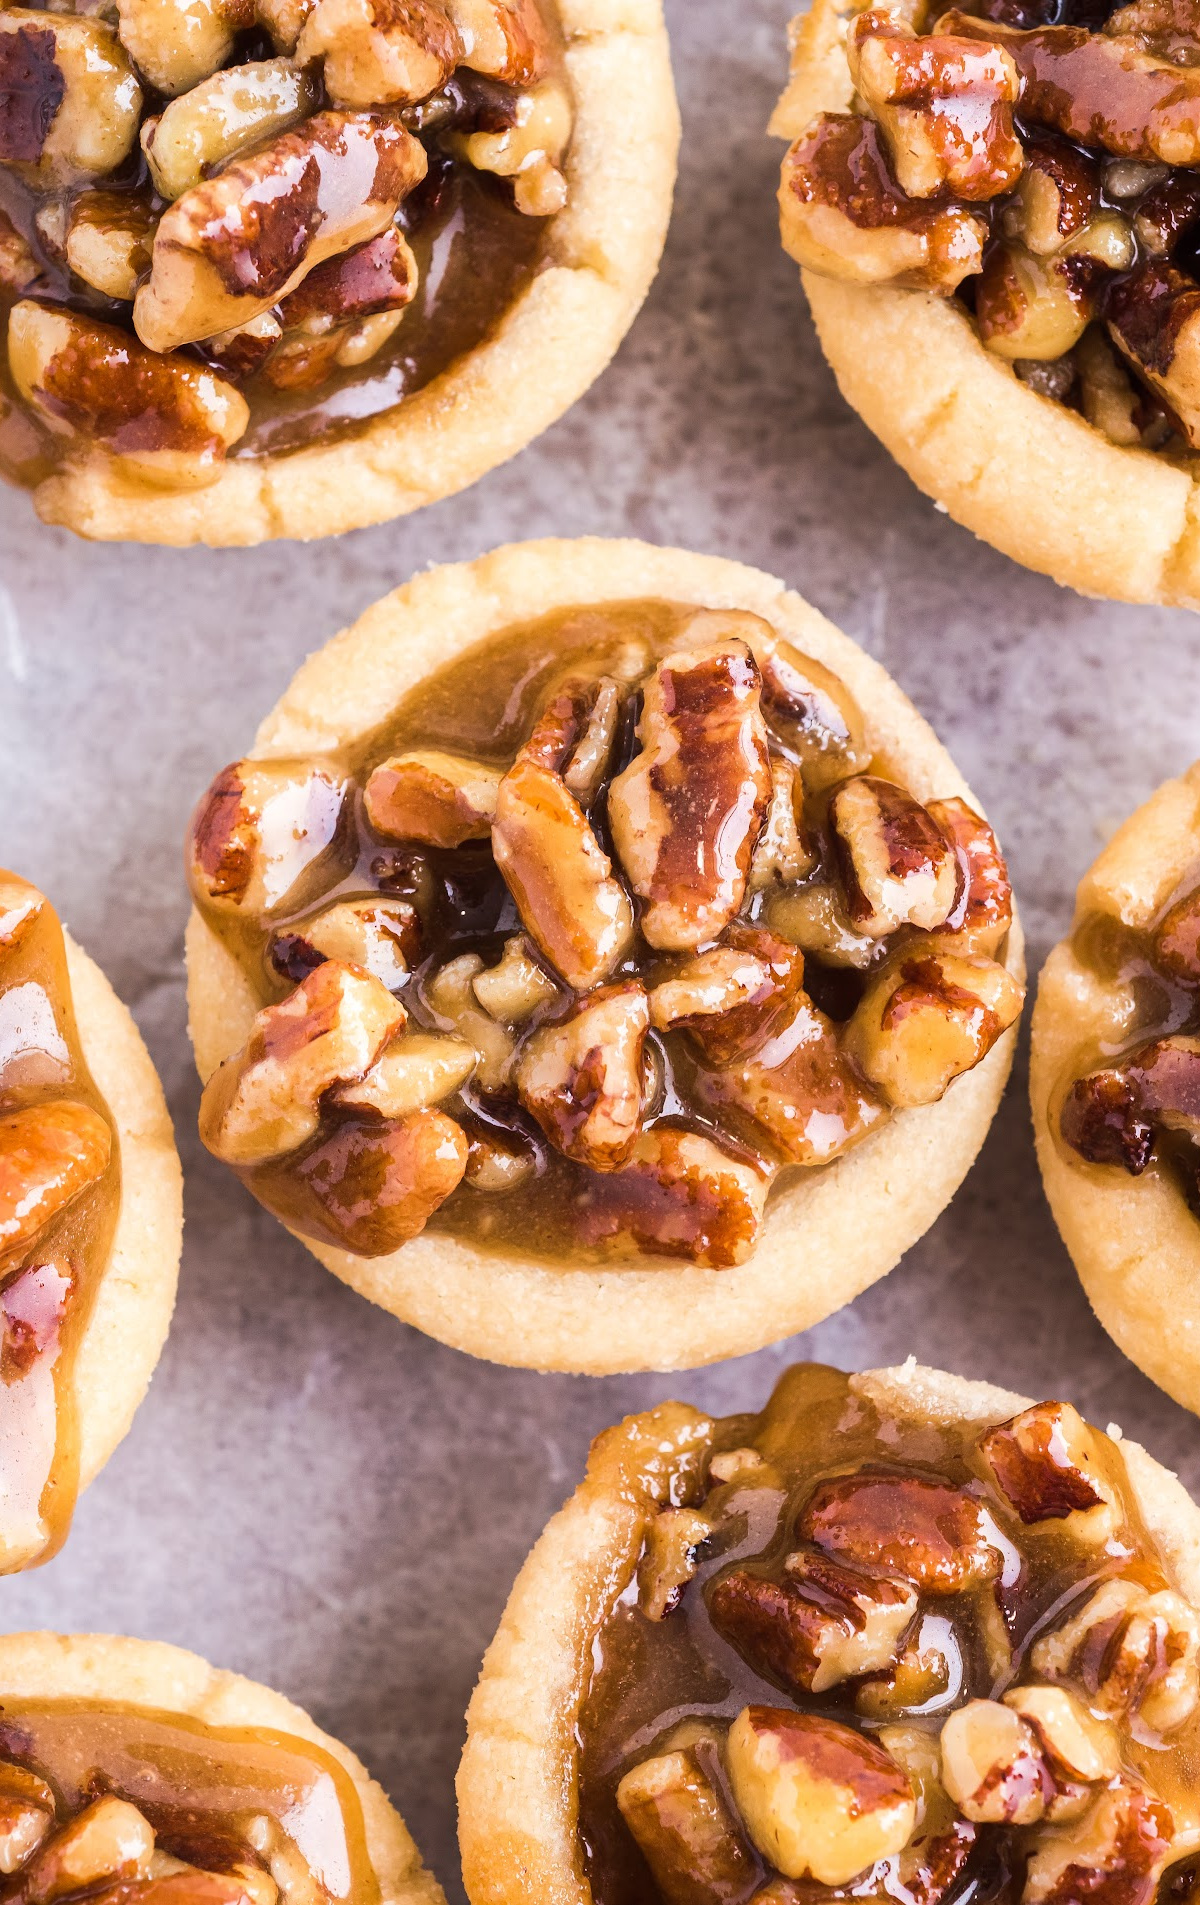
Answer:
771;1;1200;609
455;1360;1200;1904
1031;762;1200;1416
26;0;679;547
185;537;1024;1374
0;1633;443;1905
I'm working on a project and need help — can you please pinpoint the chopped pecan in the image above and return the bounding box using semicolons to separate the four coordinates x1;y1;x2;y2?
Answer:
709;1554;918;1694
1003;1686;1120;1807
258;1105;468;1253
579;1127;770;1268
65;192;156;301
133;111;427;353
1032;1578;1200;1733
1154;882;1200;979
849;14;1023;200
271;896;419;991
365;749;500;849
25;1799;154;1904
1134;169;1200;254
694;990;885;1165
757;641;870;792
650;926;806;1064
462;1119;536;1192
561;678;620;807
256;0;315;50
441;0;550;83
330;1030;477;1117
926;798;1013;957
800;1470;1002;1593
1004;132;1101;254
515;982;648;1171
263;225;418;387
1076;321;1151;445
1106;0;1200;46
764;879;880;970
471;936;558;1024
939;1700;1050;1825
116;0;248;96
0;13;141;182
726;1707;917;1886
843;951;1023;1109
1106;261;1200;446
0;1101;112;1265
1060;1035;1200;1173
0;1769;51;1875
976;240;1094;362
873;1727;978;1905
142;59;317;201
616;1741;758;1905
608;638;771;951
750;759;815;891
979;1400;1116;1535
1023;1783;1174;1905
198;961;404;1165
188;757;347;915
831;778;959;938
423;954;514;1090
855;1615;959;1718
296;0;461;109
0;209;42;296
638;1506;713;1621
779;112;988;291
450;71;569;214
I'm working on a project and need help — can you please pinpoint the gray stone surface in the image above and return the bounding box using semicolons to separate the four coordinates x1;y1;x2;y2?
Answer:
1;0;1199;1894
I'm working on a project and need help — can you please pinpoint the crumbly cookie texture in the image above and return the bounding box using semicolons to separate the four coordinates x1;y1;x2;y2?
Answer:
457;1360;1200;1905
771;0;1200;609
185;537;1023;1375
0;1633;442;1905
1032;759;1200;1416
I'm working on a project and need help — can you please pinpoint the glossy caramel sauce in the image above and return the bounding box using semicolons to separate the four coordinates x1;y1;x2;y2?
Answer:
0;878;119;1571
577;1364;1200;1905
0;1700;378;1905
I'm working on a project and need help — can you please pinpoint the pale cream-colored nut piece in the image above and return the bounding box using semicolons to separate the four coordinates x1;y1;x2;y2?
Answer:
975;240;1092;364
256;0;314;49
708;1447;766;1485
441;0;548;81
516;983;648;1171
0;1787;52;1877
331;1030;477;1119
492;755;633;992
616;1743;756;1905
188;758;346;917
0;1100;113;1265
133;111;427;353
364;751;501;849
471;936;557;1024
562;677;620;807
0;11;142;183
750;758;814;890
455;75;571;195
25;1798;155;1904
1032;1578;1200;1733
296;0;461;107
463;1124;535;1192
979;1400;1118;1541
65;191;155;300
765;879;878;969
843;950;1024;1109
116;0;247;94
424;954;514;1091
1023;1782;1174;1905
649;943;780;1033
608;638;771;951
636;1505;712;1621
1004;139;1099;256
142;60;317;201
939;1699;1048;1825
280;898;415;993
199;960;404;1165
830;776;958;937
1003;1687;1119;1789
0;211;41;297
7;301;248;492
726;1706;917;1885
848;20;1023;201
855;1616;957;1718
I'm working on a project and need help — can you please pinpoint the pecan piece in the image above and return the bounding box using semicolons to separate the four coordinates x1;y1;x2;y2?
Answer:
0;1101;112;1265
25;1799;154;1904
1133;169;1200;254
616;1740;758;1905
979;1400;1116;1536
441;0;551;83
800;1470;1002;1593
849;14;1024;201
448;70;569;214
749;759;815;891
1060;1035;1200;1173
64;192;156;301
423;954;514;1090
515;982;648;1171
608;637;771;951
779;113;988;291
830;777;959;937
765;880;880;970
0;1769;51;1876
926;798;1013;957
579;1128;769;1268
365;749;499;848
637;1506;713;1621
709;1554;918;1694
650;926;806;1064
142;59;317;202
1032;1578;1200;1733
1106;261;1200;447
116;0;250;96
758;641;870;791
1003;1685;1119;1813
271;896;419;991
1023;1783;1174;1905
0;13;141;183
1004;133;1101;255
1154;882;1200;979
726;1708;917;1886
0;209;42;297
331;1030;477;1118
264;225;419;388
843;951;1023;1109
694;990;885;1165
471;936;558;1024
188;757;347;915
939;1700;1050;1825
198;961;404;1165
133;111;427;353
297;0;461;108
256;1105;468;1253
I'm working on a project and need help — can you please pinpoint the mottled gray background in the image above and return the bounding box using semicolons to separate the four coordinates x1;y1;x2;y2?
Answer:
0;0;1198;1893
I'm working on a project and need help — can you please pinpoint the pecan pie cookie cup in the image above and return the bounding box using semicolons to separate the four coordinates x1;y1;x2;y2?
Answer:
458;1358;1200;1905
1032;761;1200;1415
0;0;676;544
184;538;1024;1373
771;0;1200;607
0;873;183;1570
0;1631;441;1905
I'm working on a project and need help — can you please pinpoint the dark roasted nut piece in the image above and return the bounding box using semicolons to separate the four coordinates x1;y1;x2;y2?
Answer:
1031;1578;1200;1732
843;951;1023;1109
1061;1035;1200;1174
188;757;347;914
926;797;1012;957
638;1506;713;1621
608;637;771;951
800;1471;1002;1592
1004;133;1101;254
0;12;142;183
830;777;959;938
116;0;249;95
709;1553;918;1694
757;639;869;791
750;760;814;891
939;1700;1049;1825
650;926;805;1064
695;991;885;1165
25;1798;154;1903
1134;170;1200;255
330;1030;477;1117
1106;262;1200;448
849;15;1023;200
296;0;461;108
726;1707;917;1885
133;111;427;353
1155;883;1200;979
365;750;501;848
0;1101;112;1265
616;1743;758;1905
442;0;551;82
65;192;156;300
265;225;419;386
260;1105;469;1253
515;983;648;1171
980;1401;1117;1537
272;896;419;991
198;961;404;1164
779;113;988;291
7;302;249;491
142;60;317;201
580;1128;770;1268
1023;1783;1174;1905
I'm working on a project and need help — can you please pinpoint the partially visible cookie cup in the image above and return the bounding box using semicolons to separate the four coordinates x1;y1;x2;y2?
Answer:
185;537;1023;1375
456;1359;1200;1904
1031;761;1200;1415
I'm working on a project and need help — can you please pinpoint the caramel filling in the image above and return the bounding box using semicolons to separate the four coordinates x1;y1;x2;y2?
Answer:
187;599;1021;1270
0;873;120;1572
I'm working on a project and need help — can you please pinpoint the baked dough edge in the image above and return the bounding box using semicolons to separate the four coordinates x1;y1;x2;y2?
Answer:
184;536;1024;1374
